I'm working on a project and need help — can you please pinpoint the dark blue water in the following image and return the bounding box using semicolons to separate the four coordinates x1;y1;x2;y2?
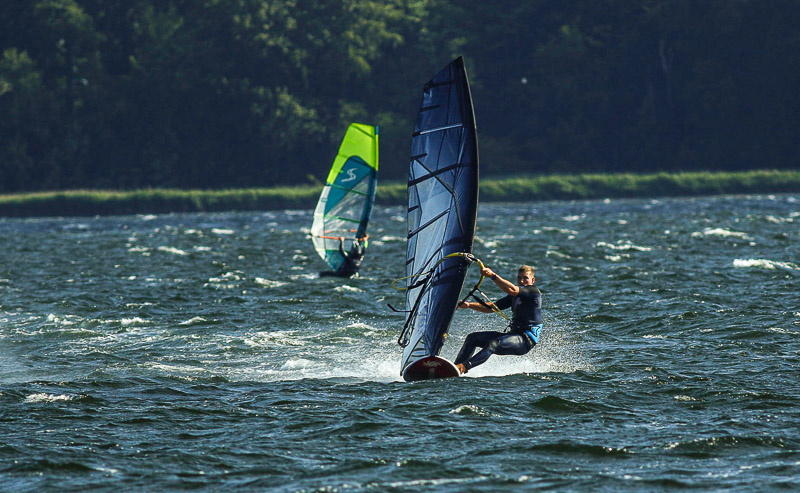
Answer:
1;195;799;491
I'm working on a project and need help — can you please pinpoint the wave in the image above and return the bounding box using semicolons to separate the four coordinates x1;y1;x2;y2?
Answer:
733;258;799;271
449;404;496;417
596;241;652;252
664;435;787;457
157;246;190;256
334;285;363;293
693;227;752;240
529;395;609;413
24;393;75;403
254;277;287;288
525;440;631;457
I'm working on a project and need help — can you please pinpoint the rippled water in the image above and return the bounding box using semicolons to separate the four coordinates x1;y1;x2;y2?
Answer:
1;195;799;491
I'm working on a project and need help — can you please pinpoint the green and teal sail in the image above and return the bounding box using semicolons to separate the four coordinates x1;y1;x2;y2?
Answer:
311;123;379;272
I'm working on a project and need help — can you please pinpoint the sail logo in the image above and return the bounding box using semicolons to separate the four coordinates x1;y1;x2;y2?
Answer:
341;168;358;182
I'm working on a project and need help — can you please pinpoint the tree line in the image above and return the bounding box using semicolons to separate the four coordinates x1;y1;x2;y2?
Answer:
2;0;799;193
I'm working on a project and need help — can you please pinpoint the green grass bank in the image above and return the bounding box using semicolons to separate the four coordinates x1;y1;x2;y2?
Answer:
1;170;799;218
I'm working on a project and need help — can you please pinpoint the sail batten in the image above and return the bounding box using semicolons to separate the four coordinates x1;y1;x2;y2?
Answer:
324;215;362;224
407;209;449;238
398;57;479;379
415;123;463;136
311;124;379;273
327;185;370;196
408;163;461;187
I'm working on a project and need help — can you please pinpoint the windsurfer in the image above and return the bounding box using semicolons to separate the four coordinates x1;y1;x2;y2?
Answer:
320;235;368;278
454;265;542;374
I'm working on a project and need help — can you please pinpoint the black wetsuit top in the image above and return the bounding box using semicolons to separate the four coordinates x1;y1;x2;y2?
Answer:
335;242;364;277
494;285;542;331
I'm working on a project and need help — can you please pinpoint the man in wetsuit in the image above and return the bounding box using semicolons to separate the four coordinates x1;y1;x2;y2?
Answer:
319;235;367;278
454;265;542;374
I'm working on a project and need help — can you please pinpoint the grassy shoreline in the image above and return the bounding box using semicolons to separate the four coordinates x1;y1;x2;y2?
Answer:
1;170;799;218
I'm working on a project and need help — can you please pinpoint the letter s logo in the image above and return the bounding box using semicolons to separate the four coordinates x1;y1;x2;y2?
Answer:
341;169;358;182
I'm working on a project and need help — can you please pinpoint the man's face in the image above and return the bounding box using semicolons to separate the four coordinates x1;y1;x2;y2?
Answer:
517;271;534;286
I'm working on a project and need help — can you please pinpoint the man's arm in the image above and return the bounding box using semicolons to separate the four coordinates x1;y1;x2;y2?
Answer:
481;267;519;296
458;300;496;313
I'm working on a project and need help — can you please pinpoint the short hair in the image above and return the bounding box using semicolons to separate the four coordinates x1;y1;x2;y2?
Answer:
518;265;535;276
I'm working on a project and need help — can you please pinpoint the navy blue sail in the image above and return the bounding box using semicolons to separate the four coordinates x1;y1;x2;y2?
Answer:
398;57;479;380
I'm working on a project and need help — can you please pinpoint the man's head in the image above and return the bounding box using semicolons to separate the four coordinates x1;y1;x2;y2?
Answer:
517;265;535;286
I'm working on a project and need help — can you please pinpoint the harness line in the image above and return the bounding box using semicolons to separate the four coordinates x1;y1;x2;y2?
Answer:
393;252;510;347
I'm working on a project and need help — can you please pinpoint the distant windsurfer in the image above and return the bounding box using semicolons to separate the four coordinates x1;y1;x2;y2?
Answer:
454;265;542;374
319;235;368;278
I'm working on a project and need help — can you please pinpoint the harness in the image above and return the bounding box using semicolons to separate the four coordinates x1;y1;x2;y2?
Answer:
501;320;542;348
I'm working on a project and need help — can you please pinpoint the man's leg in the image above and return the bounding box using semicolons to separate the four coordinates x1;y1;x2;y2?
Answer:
462;333;531;371
454;331;504;366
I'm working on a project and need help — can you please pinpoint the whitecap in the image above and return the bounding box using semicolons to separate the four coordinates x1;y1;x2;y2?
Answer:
208;272;243;283
334;285;363;293
765;215;793;224
384;477;481;489
193;246;212;252
204;282;236;289
120;317;148;326
733;258;799;271
693;227;751;239
542;226;579;235
147;362;204;374
211;228;234;235
46;314;80;326
179;316;207;326
596;241;652;252
254;278;287;288
25;393;73;403
290;272;318;279
280;358;316;370
450;404;493;417
125;302;154;308
243;331;305;348
157;246;189;256
345;322;375;331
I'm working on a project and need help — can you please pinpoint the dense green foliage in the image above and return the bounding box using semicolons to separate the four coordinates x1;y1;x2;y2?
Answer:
2;1;799;193
2;170;798;217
